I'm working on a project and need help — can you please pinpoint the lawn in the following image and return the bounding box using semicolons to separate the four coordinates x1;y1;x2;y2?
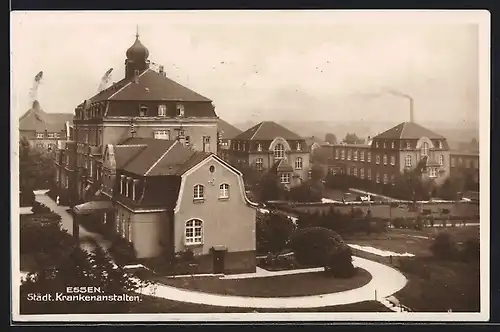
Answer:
130;296;392;313
150;268;371;298
344;226;480;257
394;257;480;312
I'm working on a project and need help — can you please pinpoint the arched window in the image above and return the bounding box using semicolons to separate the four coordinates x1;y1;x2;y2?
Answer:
219;183;229;199
295;157;303;170
422;142;429;156
274;143;285;159
390;155;396;166
185;219;203;245
193;184;204;200
376;173;380;183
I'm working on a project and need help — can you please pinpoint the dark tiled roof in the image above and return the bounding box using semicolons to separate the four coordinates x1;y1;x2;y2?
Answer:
170;151;211;176
218;119;242;139
19;106;73;132
87;69;211;103
234;121;304;141
375;122;445;140
113;145;147;169
449;150;480;157
117;138;177;176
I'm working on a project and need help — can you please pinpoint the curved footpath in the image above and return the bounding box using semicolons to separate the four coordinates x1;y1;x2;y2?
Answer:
134;256;408;309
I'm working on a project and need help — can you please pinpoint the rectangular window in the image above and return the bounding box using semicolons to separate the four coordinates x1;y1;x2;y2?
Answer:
48;133;55;138
154;130;170;140
391;156;396;166
367;152;371;163
257;143;262;152
280;173;290;184
383;155;387;165
176;104;185;117
347;167;351;176
353;167;358;177
219;184;230;199
256;158;263;170
405;155;412;168
367;169;372;180
376;173;380;183
429;168;437;178
341;150;345;160
295;157;303;170
335;149;339;159
360;168;365;179
158;104;167;116
54;133;60;138
376;155;380;165
383;173;388;184
296;142;301;151
391;141;395;149
360;151;365;161
347;150;352;160
354;150;358;161
36;133;44;139
406;141;411;149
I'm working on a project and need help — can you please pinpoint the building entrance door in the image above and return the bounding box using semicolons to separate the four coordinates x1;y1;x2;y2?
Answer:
211;247;226;274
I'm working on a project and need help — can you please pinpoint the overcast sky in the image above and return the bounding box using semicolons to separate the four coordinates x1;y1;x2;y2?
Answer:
11;11;485;125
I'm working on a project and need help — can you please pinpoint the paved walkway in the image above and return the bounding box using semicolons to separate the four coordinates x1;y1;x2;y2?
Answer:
136;256;408;309
222;266;325;280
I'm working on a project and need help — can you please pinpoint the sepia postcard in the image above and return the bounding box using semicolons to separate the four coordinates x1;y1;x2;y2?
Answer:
10;10;490;323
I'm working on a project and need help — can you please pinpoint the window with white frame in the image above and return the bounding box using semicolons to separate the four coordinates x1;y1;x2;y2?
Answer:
176;104;185;117
367;152;371;163
383;154;387;165
391;141;395;149
360;151;365;161
154;130;170;140
185;219;203;245
376;173;380;183
376;155;380;165
353;167;358;177
383;173;388;184
296;142;301;151
54;133;60;138
367;169;372;180
280;173;290;184
257;143;262;152
219;183;229;199
390;155;395;166
347;149;352;160
335;149;339;159
451;157;456;167
375;141;379;148
193;184;205;200
354;150;358;161
391;174;395;184
421;142;429;156
158;104;167;116
406;141;411;149
36;133;44;138
405;155;412;168
360;168;365;179
295;157;303;170
48;133;55;138
439;154;444;166
341;149;345;160
383;141;387;148
274;143;285;159
429;167;437;178
256;158;263;170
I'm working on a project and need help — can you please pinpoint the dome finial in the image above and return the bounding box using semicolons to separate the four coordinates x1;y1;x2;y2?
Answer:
136;24;139;39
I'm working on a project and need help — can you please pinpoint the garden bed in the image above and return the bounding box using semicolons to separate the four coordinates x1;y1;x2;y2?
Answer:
151;267;371;298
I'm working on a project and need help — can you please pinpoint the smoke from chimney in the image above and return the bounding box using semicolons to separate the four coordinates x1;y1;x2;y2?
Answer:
98;68;114;92
385;88;414;123
29;71;43;105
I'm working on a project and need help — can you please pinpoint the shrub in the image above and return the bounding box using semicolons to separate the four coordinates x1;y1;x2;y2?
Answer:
256;211;296;254
31;201;52;214
108;237;137;266
430;232;457;260
290;227;355;277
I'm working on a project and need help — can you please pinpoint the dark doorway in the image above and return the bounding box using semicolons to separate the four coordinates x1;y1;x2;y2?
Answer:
212;248;226;274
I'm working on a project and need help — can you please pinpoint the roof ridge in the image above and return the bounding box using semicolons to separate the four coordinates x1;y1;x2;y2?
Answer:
108;69;150;100
249;121;266;140
144;141;178;176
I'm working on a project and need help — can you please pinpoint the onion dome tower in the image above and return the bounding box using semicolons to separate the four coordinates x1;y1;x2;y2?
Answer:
125;27;150;79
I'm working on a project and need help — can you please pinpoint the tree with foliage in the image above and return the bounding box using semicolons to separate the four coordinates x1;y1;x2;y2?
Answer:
256;211;296;254
437;174;465;200
290;227;356;277
324;133;337;145
341;133;364;144
19;137;54;190
256;171;286;202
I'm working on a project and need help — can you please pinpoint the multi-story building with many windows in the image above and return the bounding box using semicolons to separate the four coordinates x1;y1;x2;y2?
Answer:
325;121;451;186
226;121;311;188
